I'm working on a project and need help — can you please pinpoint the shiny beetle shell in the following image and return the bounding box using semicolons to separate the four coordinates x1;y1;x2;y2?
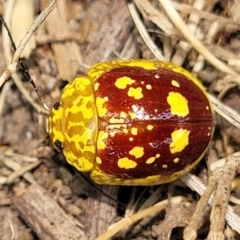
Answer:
47;59;213;185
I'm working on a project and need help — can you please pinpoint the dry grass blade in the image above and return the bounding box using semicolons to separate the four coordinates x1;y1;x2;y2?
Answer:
158;0;240;79
133;0;178;37
1;0;55;85
171;0;205;66
171;1;240;29
209;94;240;130
128;2;164;60
0;81;11;123
0;151;41;185
10;0;36;58
96;196;186;240
3;159;41;184
12;0;55;64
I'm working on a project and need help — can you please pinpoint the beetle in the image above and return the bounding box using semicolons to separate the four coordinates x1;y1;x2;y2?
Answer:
47;59;213;185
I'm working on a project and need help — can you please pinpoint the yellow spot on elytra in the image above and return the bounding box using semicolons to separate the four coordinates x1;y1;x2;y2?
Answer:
129;137;133;141
130;112;138;119
94;82;100;91
162;164;168;168
115;76;135;89
123;128;128;134
155;74;160;79
118;158;137;169
128;87;143;99
129;146;144;158
96;157;102;164
146;84;152;90
167;92;189;117
120;111;127;119
147;125;153;131
206;106;209;110
171;65;207;92
131;127;138;135
109;117;125;123
146;153;160;164
96;96;108;117
170;129;190;154
173;158;180;163
171;80;180;87
207;132;211;136
146;157;155;164
97;131;107;150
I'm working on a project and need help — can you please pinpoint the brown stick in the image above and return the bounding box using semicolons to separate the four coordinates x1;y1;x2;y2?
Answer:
12;184;87;240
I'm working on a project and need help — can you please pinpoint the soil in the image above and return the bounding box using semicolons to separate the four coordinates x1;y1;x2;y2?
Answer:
1;0;240;240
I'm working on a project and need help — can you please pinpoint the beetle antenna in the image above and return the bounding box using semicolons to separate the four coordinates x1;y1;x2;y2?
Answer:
0;15;49;111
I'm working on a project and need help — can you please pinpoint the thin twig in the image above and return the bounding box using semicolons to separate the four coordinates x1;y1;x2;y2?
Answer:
0;0;55;114
12;0;55;63
181;172;240;235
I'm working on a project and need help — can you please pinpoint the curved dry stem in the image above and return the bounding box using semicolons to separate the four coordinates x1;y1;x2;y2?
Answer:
209;94;240;130
0;0;55;114
128;2;164;60
96;196;186;240
158;0;240;78
12;0;55;63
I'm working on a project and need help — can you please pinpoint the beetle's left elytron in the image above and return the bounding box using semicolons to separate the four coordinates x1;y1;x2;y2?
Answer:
47;59;213;185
